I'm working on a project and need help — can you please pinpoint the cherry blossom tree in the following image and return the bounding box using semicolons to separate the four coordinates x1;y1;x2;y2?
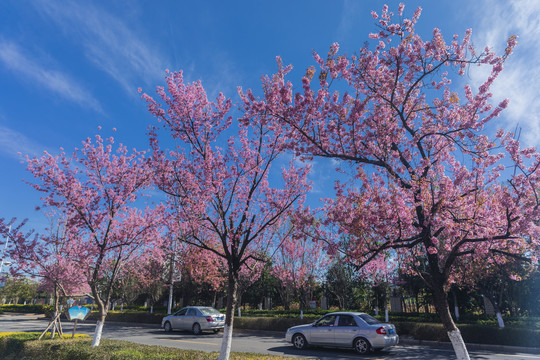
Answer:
135;256;168;312
452;244;534;327
142;72;310;360
271;221;328;312
0;215;89;317
242;4;539;359
184;242;227;296
24;134;163;346
183;243;264;310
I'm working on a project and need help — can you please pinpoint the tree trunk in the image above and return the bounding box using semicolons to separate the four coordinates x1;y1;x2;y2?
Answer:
218;272;239;360
167;251;175;315
496;287;505;328
384;294;389;322
490;295;505;328
52;286;60;339
90;283;109;347
496;312;505;328
167;277;174;315
338;295;344;310
91;310;107;346
432;284;470;360
453;290;460;321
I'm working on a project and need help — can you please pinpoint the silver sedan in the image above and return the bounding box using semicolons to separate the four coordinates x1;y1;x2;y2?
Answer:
161;306;225;335
285;311;399;354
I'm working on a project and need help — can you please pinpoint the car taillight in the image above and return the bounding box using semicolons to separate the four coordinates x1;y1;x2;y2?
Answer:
206;316;214;322
376;327;387;335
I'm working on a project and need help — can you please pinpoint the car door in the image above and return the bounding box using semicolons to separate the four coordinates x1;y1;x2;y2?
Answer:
333;315;359;347
309;315;337;345
171;308;187;329
184;307;198;330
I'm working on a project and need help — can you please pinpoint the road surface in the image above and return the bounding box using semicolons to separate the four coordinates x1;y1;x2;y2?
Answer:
1;313;538;360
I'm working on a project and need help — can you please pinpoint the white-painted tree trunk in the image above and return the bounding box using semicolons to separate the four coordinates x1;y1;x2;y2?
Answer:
92;321;104;347
375;306;379;315
453;291;460;321
385;308;389;322
448;329;470;360
168;249;175;315
218;324;233;360
300;310;303;319
168;281;174;315
238;307;241;317
496;312;505;328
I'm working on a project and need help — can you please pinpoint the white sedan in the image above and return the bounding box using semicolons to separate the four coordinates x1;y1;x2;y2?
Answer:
285;312;398;354
162;306;225;335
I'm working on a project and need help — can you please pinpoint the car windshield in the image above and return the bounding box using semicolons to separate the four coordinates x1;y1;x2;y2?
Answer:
199;307;221;316
359;314;382;325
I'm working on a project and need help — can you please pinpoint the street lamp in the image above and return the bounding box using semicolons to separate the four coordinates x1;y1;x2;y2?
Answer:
0;260;11;273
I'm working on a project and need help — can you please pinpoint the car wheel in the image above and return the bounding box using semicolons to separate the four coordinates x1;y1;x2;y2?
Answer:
292;333;308;350
192;322;202;335
164;321;172;332
353;337;371;354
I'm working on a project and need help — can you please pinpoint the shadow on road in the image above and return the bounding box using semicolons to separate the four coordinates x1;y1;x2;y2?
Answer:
267;344;500;360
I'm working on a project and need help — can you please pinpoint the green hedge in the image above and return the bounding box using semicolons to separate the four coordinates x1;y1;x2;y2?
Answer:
395;321;540;348
0;304;53;315
230;308;332;318
235;316;314;331
87;311;163;324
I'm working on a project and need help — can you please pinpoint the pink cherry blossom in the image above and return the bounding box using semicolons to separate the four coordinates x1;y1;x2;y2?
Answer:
240;4;535;359
23;134;162;347
142;70;310;360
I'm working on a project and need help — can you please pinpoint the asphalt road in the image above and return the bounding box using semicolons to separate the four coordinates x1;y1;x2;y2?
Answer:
1;313;539;360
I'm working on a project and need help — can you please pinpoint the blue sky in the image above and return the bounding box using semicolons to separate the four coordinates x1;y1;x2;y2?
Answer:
1;0;539;231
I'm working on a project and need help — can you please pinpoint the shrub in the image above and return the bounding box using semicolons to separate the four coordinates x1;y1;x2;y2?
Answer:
235;317;314;332
233;308;332;318
0;304;53;315
459;325;540;348
87;310;163;324
395;322;540;347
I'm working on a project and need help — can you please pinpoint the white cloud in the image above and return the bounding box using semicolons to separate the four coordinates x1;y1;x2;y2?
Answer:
468;0;540;146
0;125;49;160
337;0;364;41
0;40;102;112
34;0;167;96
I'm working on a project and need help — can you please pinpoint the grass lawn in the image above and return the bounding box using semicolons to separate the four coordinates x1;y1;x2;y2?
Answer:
0;332;294;360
